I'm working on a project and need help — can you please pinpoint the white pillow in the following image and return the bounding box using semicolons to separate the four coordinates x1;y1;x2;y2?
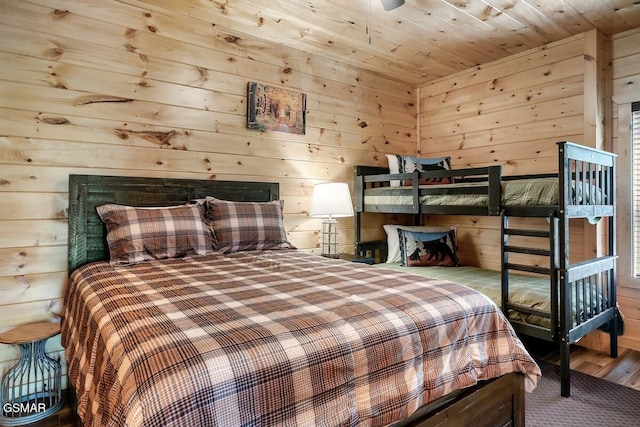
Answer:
383;224;453;263
386;154;401;187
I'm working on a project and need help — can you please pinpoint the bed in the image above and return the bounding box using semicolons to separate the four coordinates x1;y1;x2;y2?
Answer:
62;174;540;427
354;141;621;397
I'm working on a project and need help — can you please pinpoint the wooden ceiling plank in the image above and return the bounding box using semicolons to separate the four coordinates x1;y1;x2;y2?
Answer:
230;0;478;80
408;0;520;55
131;0;426;83
16;0;640;85
442;0;528;30
486;0;573;41
249;0;467;82
563;0;632;34
439;0;556;50
603;0;640;31
294;0;498;71
520;0;600;35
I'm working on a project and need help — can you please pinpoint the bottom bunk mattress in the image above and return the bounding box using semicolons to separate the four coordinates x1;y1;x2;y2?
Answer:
61;250;540;427
377;264;551;327
376;264;615;332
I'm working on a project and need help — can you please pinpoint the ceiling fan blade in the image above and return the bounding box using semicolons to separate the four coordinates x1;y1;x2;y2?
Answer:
381;0;405;11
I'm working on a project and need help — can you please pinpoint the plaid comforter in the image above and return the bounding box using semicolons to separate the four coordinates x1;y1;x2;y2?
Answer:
62;250;540;427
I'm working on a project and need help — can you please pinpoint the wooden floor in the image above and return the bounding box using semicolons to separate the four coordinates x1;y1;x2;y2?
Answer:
524;337;640;392
21;403;73;427
25;342;640;427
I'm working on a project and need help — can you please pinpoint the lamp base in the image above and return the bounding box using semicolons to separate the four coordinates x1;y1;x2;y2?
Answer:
320;218;340;259
321;253;340;259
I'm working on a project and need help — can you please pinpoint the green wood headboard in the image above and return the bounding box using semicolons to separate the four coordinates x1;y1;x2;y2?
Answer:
68;174;280;272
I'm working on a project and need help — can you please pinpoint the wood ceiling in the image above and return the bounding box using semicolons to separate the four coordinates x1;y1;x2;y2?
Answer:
187;0;640;85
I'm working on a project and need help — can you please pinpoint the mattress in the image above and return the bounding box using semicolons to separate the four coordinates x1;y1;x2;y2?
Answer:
363;177;560;207
376;264;609;330
61;250;540;427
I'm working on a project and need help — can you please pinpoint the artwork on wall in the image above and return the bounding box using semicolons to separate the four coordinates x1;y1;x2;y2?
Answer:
246;82;306;135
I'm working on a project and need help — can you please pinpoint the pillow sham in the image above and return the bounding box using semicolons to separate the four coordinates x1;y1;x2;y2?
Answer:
398;228;459;267
205;198;295;253
383;224;452;263
386;154;452;187
96;203;213;266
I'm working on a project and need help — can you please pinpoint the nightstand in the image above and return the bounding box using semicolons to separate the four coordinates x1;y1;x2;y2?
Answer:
0;322;64;426
338;253;375;265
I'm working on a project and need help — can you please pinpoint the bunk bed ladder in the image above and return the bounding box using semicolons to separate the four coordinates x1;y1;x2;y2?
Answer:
500;212;559;339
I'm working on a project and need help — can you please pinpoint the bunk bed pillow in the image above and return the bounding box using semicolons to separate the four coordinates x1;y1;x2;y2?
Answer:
386;154;403;187
386;154;453;187
398;229;459;267
383;224;452;263
96;203;214;266
205;198;295;254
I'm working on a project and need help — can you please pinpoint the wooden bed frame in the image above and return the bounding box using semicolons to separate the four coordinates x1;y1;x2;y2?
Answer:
67;174;280;271
354;141;620;397
66;173;526;427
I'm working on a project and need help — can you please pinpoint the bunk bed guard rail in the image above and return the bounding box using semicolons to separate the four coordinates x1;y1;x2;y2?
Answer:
354;165;502;216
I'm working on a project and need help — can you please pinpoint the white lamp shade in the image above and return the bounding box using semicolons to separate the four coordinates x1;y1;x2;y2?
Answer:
309;182;354;218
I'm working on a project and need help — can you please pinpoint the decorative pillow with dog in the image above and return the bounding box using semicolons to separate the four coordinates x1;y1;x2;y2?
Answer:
398;229;459;267
383;224;454;263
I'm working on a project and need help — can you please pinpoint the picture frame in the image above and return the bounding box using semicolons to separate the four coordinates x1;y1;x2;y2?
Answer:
246;82;306;135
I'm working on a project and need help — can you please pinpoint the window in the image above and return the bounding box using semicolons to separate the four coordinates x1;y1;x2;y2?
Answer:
633;101;640;275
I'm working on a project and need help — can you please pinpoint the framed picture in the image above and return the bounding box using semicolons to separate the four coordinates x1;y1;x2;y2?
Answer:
247;82;306;135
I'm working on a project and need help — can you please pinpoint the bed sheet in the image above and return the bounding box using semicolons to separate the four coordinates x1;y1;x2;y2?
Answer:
363;176;595;207
363;177;560;207
62;250;540;427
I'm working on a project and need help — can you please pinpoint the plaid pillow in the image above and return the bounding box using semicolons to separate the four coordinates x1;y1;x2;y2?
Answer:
97;203;213;266
205;198;294;253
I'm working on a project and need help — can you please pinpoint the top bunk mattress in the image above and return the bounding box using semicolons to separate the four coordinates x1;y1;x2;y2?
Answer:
364;177;559;207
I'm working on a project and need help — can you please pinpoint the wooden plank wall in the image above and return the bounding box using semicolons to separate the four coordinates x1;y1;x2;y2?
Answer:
612;28;640;352
0;0;416;385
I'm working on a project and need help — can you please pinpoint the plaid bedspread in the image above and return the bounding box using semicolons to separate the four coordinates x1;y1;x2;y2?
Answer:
62;250;540;427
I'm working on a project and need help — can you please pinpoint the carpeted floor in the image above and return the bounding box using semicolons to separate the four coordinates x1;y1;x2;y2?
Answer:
526;360;640;426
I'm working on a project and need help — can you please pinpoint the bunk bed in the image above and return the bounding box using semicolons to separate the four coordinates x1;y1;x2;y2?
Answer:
354;141;621;397
63;174;540;427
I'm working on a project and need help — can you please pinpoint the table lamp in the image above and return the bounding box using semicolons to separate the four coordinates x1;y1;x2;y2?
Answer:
309;182;354;258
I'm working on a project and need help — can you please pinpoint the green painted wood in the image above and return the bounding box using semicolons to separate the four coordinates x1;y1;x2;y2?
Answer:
68;174;279;272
